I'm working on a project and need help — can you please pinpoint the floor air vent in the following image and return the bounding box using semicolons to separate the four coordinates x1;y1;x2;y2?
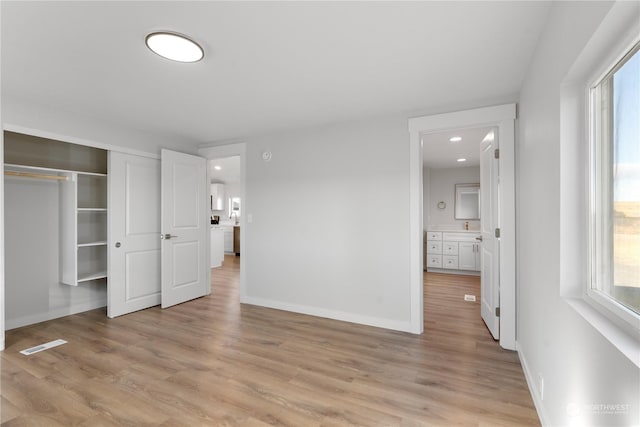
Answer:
20;339;67;355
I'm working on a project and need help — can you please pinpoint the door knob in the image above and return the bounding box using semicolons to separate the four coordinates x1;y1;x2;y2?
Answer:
161;233;178;240
475;236;483;241
115;242;121;248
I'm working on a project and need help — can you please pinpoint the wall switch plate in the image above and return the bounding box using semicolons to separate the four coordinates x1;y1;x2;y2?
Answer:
247;214;253;223
464;294;476;302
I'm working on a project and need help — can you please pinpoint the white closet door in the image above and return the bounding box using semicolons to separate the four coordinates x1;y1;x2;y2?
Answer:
108;152;161;318
160;149;209;309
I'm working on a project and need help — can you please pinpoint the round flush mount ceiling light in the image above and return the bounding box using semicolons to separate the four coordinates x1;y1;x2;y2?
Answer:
457;158;467;162
145;32;204;63
449;136;462;142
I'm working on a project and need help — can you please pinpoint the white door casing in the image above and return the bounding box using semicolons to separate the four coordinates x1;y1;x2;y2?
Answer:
108;152;161;318
480;133;500;339
408;103;516;349
161;149;209;309
198;143;247;305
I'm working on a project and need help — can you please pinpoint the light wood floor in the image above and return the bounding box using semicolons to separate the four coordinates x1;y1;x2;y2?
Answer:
1;257;539;426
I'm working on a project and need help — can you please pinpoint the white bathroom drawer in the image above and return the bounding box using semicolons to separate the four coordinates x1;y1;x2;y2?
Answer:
442;242;458;255
442;256;459;269
426;231;442;241
427;254;442;268
426;241;442;254
443;232;479;242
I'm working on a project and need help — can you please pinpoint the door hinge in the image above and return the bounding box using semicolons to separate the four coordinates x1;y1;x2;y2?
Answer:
495;228;501;238
494;148;500;159
495;307;501;317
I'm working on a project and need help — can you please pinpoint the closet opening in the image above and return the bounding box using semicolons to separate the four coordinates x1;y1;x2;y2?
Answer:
4;131;108;330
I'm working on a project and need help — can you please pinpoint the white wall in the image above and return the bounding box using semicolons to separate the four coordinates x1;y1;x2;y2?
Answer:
242;115;412;330
423;166;480;231
5;177;106;329
517;2;639;425
3;97;195;156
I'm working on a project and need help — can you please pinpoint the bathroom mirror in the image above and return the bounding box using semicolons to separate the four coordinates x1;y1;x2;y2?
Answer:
455;183;480;220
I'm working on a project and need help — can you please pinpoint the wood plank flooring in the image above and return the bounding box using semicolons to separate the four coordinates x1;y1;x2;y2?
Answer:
1;257;539;426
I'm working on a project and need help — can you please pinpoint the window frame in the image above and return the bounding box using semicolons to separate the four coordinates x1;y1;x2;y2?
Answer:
587;39;640;336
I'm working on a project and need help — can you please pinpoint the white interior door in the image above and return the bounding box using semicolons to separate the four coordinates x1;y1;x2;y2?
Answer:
480;132;500;339
161;149;209;308
108;152;161;318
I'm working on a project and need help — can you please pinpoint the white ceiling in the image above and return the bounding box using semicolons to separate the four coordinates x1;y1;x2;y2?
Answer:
423;126;494;169
1;2;551;145
208;156;240;184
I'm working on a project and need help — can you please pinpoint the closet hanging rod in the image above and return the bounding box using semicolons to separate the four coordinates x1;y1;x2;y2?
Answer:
4;171;69;181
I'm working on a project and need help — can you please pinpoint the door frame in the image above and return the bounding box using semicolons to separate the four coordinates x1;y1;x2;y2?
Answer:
408;104;516;350
198;143;247;303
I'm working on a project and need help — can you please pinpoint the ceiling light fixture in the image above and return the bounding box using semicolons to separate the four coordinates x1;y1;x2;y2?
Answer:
214;165;222;170
449;136;462;142
457;158;467;162
145;32;204;63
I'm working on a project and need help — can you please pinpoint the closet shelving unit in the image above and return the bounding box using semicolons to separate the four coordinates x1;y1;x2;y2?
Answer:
63;170;108;286
4;163;108;286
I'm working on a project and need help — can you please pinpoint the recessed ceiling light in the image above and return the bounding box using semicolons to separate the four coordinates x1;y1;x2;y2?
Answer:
214;165;222;170
145;32;204;63
457;158;467;162
449;136;462;142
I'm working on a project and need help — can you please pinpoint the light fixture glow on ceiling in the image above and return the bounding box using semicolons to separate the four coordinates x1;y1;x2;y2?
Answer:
449;136;462;142
457;158;467;162
214;165;222;170
145;32;204;63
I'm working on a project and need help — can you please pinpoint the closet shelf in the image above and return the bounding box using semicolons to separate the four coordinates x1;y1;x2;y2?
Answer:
77;208;107;212
4;163;107;177
77;271;107;283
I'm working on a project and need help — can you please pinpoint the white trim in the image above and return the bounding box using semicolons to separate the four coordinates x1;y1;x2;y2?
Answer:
0;133;4;352
3;123;159;159
517;341;550;426
426;268;480;277
408;103;517;349
498;118;517;349
5;299;107;331
0;4;5;349
408;122;424;334
198;143;247;303
566;298;640;368
242;296;415;333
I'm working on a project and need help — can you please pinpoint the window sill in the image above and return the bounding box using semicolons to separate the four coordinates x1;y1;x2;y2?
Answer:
565;297;640;368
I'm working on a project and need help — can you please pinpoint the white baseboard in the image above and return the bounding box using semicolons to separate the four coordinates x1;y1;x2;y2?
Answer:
516;341;549;426
241;295;415;333
6;299;107;330
425;267;480;276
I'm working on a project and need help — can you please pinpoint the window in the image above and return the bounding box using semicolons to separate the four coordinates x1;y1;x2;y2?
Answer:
590;41;640;327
